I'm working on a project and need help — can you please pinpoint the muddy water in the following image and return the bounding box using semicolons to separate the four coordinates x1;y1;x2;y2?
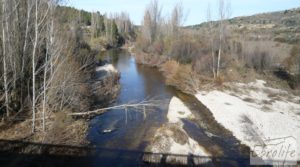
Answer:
88;49;249;164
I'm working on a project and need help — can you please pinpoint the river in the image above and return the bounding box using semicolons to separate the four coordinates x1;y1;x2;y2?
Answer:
88;49;250;166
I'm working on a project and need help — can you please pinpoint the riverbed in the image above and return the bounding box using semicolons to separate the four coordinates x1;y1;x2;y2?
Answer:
88;49;250;166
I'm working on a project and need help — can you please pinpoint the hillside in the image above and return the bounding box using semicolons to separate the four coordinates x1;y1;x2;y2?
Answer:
189;7;300;44
57;6;92;25
185;8;300;89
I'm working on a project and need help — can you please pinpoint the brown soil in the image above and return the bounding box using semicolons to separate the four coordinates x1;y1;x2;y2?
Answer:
0;111;89;146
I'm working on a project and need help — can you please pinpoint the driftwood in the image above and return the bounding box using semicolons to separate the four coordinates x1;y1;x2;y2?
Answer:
69;98;160;116
13;98;160;122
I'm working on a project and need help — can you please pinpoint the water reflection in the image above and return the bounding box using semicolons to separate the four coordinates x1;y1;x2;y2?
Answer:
88;49;175;150
89;49;249;162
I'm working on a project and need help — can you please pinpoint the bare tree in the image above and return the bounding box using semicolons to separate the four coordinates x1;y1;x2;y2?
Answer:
0;0;98;135
42;0;57;132
217;0;231;78
141;0;162;44
114;12;132;34
149;0;161;42
170;2;184;38
207;4;216;79
21;1;34;111
31;0;38;132
31;0;51;132
142;10;152;43
217;0;224;78
1;0;9;117
1;0;35;118
91;11;101;38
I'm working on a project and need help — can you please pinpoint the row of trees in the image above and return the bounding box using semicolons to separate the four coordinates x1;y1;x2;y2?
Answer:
0;0;93;132
55;6;135;48
138;0;232;79
140;0;283;81
57;6;92;26
90;12;134;47
142;1;185;43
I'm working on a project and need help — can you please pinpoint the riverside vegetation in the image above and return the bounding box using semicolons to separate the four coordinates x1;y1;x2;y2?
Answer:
0;0;299;163
133;0;300;164
134;0;300;94
0;0;135;148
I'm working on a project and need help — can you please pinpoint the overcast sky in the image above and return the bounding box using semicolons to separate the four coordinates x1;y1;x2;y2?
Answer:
66;0;300;26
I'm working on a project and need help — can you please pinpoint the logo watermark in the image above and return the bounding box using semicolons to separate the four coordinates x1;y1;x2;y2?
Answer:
250;136;298;165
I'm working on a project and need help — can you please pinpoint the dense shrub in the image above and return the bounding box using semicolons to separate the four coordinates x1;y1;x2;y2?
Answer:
192;52;212;75
274;35;300;44
135;34;151;53
283;45;300;74
289;74;300;89
251;48;272;72
164;64;200;94
149;39;165;55
169;39;199;64
160;60;179;79
242;42;273;72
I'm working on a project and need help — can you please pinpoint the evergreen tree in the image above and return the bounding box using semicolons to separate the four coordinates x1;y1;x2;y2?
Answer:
99;15;105;36
111;20;119;45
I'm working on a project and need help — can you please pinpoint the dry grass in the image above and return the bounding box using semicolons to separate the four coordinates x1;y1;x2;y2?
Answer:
223;59;257;83
243;97;256;103
161;61;214;93
134;51;167;67
261;100;273;105
45;114;89;146
0;119;32;141
261;105;272;112
282;45;300;74
0;111;89;146
89;37;110;51
93;72;121;105
160;60;180;79
165;64;199;94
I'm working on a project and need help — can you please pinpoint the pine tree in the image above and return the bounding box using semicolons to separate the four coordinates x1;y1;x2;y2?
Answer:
99;15;105;36
111;20;119;45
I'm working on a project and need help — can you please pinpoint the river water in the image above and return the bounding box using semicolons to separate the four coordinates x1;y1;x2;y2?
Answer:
88;49;249;166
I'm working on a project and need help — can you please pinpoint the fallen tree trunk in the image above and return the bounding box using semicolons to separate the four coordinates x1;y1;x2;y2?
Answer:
9;99;159;123
69;102;158;116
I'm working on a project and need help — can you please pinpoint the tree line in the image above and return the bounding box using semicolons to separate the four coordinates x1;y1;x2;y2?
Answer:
56;6;136;47
90;11;135;47
138;0;231;78
136;0;297;91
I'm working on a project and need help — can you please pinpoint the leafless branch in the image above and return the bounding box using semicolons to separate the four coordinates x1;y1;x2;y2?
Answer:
70;98;161;116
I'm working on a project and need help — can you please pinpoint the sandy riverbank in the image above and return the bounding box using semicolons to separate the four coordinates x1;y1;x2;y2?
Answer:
146;97;210;164
196;80;300;162
96;64;117;73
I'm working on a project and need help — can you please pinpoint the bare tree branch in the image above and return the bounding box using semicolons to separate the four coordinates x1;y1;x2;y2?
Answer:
70;98;161;116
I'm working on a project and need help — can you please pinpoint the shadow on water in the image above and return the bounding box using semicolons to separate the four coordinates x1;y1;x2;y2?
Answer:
0;139;254;167
0;49;275;166
88;49;177;151
0;50;293;166
86;49;254;166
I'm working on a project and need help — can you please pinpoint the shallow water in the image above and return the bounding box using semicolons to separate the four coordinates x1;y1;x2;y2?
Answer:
88;49;249;165
88;49;176;150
